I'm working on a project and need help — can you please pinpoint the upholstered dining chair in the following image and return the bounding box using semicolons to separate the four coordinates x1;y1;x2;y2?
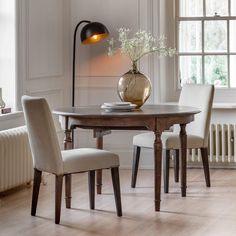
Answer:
22;96;122;224
132;84;215;193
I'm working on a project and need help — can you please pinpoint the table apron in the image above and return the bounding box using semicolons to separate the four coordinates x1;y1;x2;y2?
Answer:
64;115;195;132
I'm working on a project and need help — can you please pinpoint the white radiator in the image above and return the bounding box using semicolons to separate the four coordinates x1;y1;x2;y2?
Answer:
0;126;33;192
187;123;236;164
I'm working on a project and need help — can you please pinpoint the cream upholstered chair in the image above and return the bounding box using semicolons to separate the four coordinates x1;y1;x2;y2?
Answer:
132;84;215;193
22;96;122;224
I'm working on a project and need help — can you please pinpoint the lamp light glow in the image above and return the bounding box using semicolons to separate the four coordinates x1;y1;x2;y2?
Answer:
82;33;108;44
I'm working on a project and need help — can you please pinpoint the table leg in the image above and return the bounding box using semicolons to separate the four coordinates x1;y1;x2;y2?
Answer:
96;136;103;194
154;130;162;211
180;124;187;197
63;119;72;206
64;128;72;150
71;129;75;149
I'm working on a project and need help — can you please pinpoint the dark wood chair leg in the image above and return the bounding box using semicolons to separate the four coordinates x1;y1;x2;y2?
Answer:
55;175;63;224
65;174;72;208
131;146;141;188
31;168;42;216
174;149;179;183
201;147;211;187
163;150;170;193
88;171;95;210
111;167;122;217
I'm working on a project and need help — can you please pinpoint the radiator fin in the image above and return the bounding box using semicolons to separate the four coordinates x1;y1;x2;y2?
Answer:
0;126;33;192
188;123;236;163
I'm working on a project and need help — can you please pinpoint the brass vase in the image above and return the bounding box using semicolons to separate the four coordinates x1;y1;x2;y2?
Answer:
117;61;152;108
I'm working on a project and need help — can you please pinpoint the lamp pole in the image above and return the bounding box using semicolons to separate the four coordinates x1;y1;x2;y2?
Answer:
72;20;90;107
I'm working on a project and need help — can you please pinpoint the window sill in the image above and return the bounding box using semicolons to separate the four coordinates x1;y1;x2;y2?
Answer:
212;103;236;110
161;102;236;110
0;111;25;131
0;111;23;121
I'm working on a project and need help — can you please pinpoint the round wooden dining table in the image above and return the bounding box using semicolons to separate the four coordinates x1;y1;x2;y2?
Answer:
53;104;200;211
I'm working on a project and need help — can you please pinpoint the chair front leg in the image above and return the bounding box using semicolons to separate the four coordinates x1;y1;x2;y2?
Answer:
65;174;72;208
201;147;211;187
131;146;141;188
111;167;122;217
31;168;42;216
55;175;63;224
88;171;95;210
163;150;170;193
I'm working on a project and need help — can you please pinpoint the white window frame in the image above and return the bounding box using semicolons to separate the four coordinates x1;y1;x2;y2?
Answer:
175;0;236;88
0;0;16;110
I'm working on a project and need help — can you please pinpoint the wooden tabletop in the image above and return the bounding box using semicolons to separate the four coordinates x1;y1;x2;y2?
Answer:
53;104;200;118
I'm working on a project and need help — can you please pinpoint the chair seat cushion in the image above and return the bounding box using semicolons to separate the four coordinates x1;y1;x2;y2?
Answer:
133;132;205;149
62;148;119;174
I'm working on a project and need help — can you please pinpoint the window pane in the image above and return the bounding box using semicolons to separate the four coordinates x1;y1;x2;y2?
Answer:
230;20;236;52
179;21;202;53
205;56;228;87
204;21;227;52
205;0;228;16
179;56;202;85
231;0;236;16
230;56;236;87
179;0;203;17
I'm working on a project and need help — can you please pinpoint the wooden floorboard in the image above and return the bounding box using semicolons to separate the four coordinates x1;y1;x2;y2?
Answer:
1;169;236;236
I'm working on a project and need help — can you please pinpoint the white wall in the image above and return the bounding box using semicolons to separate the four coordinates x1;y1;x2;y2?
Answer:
69;0;166;168
7;0;172;168
11;0;236;169
12;0;71;132
14;0;158;168
17;0;71;108
0;0;71;130
71;0;162;106
65;0;236;168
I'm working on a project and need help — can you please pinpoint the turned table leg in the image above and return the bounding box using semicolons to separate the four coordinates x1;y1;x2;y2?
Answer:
154;130;163;211
96;136;103;194
180;124;187;197
64;116;73;150
64;117;73;206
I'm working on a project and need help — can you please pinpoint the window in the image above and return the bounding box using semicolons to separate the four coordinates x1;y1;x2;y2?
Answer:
0;0;16;110
176;0;236;88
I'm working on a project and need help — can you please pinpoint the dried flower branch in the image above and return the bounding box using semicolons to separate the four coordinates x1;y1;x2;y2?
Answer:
108;28;175;64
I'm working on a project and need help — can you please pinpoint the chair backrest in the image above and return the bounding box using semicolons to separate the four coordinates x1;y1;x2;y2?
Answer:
22;96;63;175
174;84;215;147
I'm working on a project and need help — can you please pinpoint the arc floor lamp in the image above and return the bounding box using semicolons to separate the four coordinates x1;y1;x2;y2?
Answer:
72;21;109;107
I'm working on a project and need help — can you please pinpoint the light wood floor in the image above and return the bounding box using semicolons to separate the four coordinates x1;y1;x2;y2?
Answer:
1;168;236;236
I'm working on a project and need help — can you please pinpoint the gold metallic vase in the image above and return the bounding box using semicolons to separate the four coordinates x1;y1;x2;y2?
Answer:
117;62;152;108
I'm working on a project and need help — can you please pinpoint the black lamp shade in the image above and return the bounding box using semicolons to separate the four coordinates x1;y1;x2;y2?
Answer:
80;22;109;44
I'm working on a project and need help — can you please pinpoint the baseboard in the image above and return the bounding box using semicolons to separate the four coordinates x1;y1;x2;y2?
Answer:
120;163;236;170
